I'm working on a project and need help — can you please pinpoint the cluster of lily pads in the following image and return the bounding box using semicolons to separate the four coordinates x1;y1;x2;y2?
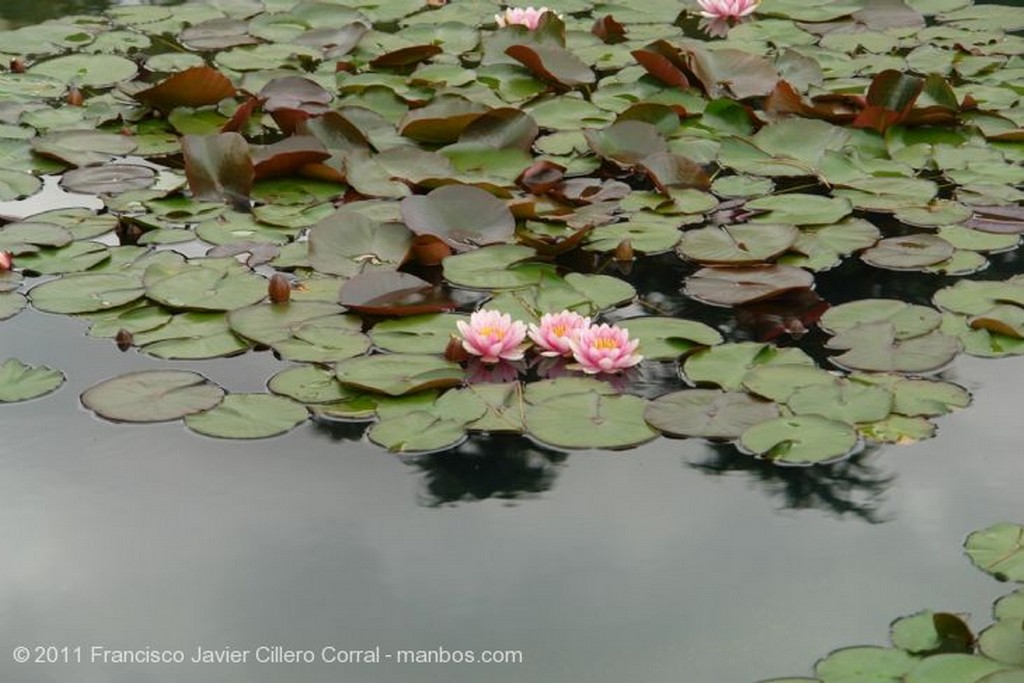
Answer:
762;520;1024;683
0;0;1021;457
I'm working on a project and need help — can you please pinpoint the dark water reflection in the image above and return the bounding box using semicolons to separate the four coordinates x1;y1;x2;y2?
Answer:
0;0;182;28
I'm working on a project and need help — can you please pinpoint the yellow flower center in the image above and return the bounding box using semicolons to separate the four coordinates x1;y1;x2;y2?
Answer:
593;337;620;351
552;324;567;337
480;326;503;339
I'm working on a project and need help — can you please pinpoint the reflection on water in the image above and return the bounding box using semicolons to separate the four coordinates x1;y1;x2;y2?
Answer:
407;435;567;507
691;443;894;523
0;0;182;28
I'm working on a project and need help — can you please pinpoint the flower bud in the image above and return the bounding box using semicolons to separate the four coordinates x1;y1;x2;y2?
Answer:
268;274;291;303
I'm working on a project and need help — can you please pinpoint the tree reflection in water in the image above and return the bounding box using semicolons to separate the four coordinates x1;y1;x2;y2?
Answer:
403;435;568;507
689;443;894;523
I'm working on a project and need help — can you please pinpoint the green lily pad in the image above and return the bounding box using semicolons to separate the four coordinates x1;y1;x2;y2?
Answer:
645;389;779;440
995;590;1024;621
268;365;354;405
270;316;371;363
28;53;138;88
937;226;1019;253
970;306;1024;339
821;300;942;339
934;280;1024;316
683;342;815;391
787;379;893;424
0;169;42;201
228;302;348;345
742;365;838;403
0;292;26;321
369;313;467;354
443;244;550;290
826;324;961;373
965;523;1024;583
678;223;800;264
144;261;267;311
307;206;413;277
904;654;1010;683
853;375;971;417
401;184;514;251
368;411;468;453
861;234;956;271
684;265;815;307
0;222;73;253
895;200;973;228
814;646;918;683
185;394;308;439
859;415;936;444
131;312;251;359
740;415;859;465
29;273;145;314
81;369;225;423
16;242;110;275
977;619;1024;667
335;354;464;396
81;302;172;338
465;382;527;433
747;194;853;226
525;392;657;450
0;358;65;403
619;317;723;361
890;611;974;656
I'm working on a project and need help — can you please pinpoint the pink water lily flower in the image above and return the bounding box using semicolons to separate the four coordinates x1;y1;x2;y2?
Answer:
568;323;643;375
528;310;591;357
0;251;11;271
456;309;529;364
697;0;760;20
495;6;560;29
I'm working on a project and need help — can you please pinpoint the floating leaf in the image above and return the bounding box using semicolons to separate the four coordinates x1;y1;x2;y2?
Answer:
368;410;468;453
747;194;852;226
60;165;156;195
335;354;463;396
645;389;779;440
339;271;453;316
16;242;110;275
0;358;65;403
684;342;815;391
135;65;236;112
81;370;224;423
619;317;723;361
740;415;859;465
307;206;413;277
268;365;353;405
181;133;254;205
0;169;42;201
132;312;250;359
827;324;960;373
443;244;550;290
185;394;308;439
977;619;1024;667
525;392;657;450
228;301;345;345
28;53;138;88
821;300;942;339
401;184;514;253
787;379;893;424
144;261;266;311
369;313;466;354
505;44;595;88
904;654;1010;683
861;235;956;270
685;265;815;307
29;272;144;314
964;523;1024;583
678;224;800;264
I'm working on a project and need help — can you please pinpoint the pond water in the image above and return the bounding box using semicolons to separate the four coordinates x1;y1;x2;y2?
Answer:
2;1;1024;682
3;297;1023;683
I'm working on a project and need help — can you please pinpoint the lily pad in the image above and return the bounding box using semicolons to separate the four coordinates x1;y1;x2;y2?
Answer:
977;619;1024;667
131;312;250;360
0;292;27;321
814;646;918;683
29;273;145;314
81;370;224;423
400;184;515;251
369;313;467;354
787;379;894;424
16;242;110;275
826;324;961;373
904;654;1010;683
821;300;942;339
228;302;347;345
644;389;779;440
861;234;956;271
268;365;353;405
0;358;65;403
740;415;859;465
678;223;800;264
185;394;308;439
335;354;463;396
618;317;723;360
685;265;815;307
525;392;657;450
144;261;267;311
683;342;816;391
965;523;1024;583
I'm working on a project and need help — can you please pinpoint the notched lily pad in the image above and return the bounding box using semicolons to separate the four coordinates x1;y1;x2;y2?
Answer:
645;389;779;440
185;394;308;439
335;354;463;396
0;358;65;403
965;523;1024;583
740;415;859;465
81;370;224;423
525;392;657;450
